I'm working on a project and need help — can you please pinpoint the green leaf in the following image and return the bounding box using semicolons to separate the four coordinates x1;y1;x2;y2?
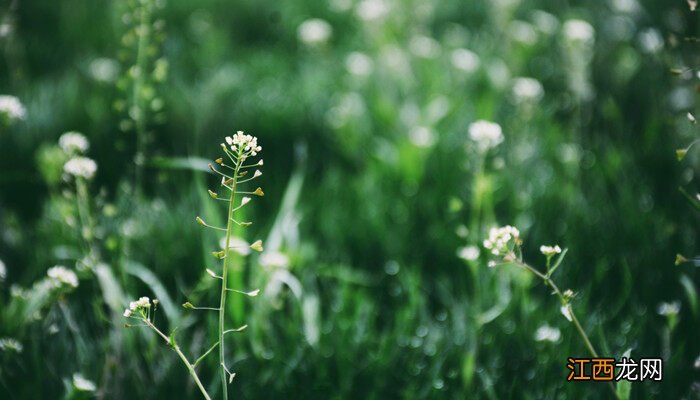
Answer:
94;263;126;314
680;274;698;317
546;248;569;278
617;348;633;400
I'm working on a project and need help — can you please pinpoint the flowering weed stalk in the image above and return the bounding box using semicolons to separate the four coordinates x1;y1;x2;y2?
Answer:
483;225;619;398
124;131;264;399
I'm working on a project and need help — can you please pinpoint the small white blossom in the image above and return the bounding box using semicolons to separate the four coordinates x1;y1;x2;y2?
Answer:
260;251;290;269
47;266;79;288
657;301;680;316
89;58;120;83
0;338;23;353
409;35;441;59
563;19;594;44
457;245;480;262
450;48;480;73
560;304;573;322
124;296;151;317
512;77;544;103
345;52;373;76
72;373;96;392
223;131;262;156
356;0;389;21
297;19;332;46
483;225;520;256
64;157;97;179
59;131;90;154
0;95;26;122
469;120;504;152
534;324;561;342
540;244;562;257
241;197;251;206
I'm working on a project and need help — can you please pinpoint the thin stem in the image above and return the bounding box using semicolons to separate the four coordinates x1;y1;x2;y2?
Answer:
219;149;242;400
133;0;152;189
142;318;212;400
512;259;618;398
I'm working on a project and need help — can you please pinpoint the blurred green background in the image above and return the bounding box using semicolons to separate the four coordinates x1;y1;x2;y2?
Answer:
1;0;699;398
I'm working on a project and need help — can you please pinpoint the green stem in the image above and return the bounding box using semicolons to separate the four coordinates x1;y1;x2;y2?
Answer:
133;0;151;189
219;150;242;400
143;319;212;400
512;259;618;399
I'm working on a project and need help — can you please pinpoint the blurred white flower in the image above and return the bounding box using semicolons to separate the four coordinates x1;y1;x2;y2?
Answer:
0;95;26;122
72;373;96;392
47;266;78;288
0;338;23;353
560;304;573;322
457;245;480;261
512;77;544;103
125;296;151;317
356;0;389;21
224;131;262;156
509;20;538;45
469;120;503;152
297;18;332;46
59;131;90;154
0;259;5;282
531;10;559;35
450;48;480;73
563;19;594;44
638;28;663;53
89;58;120;83
409;35;441;59
487;59;511;88
483;225;520;256
64;157;97;179
260;251;290;269
409;126;435;148
345;52;373;76
657;301;680;316
539;244;562;257
534;324;561;342
220;236;251;256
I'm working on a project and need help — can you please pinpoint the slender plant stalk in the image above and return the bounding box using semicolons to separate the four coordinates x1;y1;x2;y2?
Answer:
219;157;241;400
511;259;618;398
142;318;212;400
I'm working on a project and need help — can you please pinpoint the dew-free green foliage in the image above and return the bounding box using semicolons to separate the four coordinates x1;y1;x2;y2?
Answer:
1;0;699;399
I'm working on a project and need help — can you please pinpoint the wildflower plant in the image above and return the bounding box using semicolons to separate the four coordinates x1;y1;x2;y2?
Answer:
483;225;621;398
124;132;264;400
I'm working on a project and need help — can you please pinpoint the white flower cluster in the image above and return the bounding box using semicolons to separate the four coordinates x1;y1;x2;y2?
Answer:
64;156;97;179
297;19;332;46
47;266;79;289
224;131;262;156
483;225;520;256
657;301;680;316
534;324;561;342
457;245;480;262
563;19;594;44
72;373;97;392
0;95;26;122
0;337;23;353
539;244;562;257
512;77;544;103
451;48;480;73
469;120;503;152
59;131;89;154
123;296;151;317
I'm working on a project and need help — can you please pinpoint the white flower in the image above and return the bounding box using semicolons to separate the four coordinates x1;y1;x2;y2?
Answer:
297;19;332;46
483;225;520;257
560;304;573;322
657;301;680;316
223;131;262;156
125;296;151;317
509;20;538;45
64;157;97;179
539;244;562;257
457;245;480;262
219;236;251;256
409;35;441;59
638;28;663;53
0;338;23;353
260;251;290;269
345;52;373;76
123;309;132;317
47;266;79;288
563;19;594;44
59;131;90;154
72;373;96;392
534;324;561;342
89;58;119;83
241;197;251;206
356;0;389;21
409;126;435;148
0;95;26;122
469;120;504;152
450;48;480;73
512;77;544;103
